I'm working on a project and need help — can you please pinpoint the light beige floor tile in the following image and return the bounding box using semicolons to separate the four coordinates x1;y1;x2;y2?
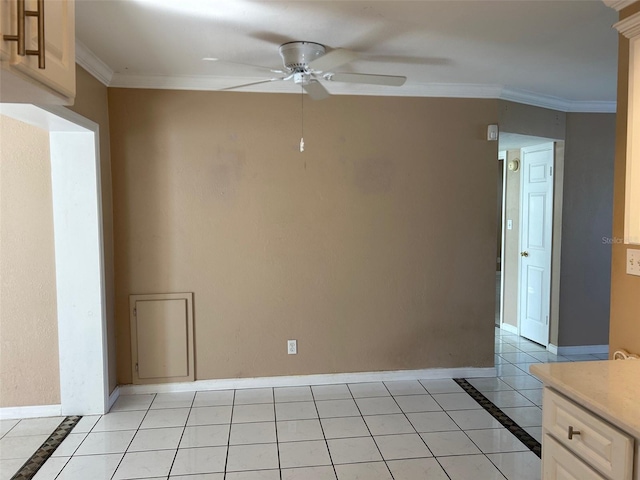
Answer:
5;417;64;437
320;416;370;439
487;451;541;480
419;379;464;394
334;461;392;480
56;453;122;480
110;394;155;412
279;440;331;468
232;404;275;423
113;449;175;479
277;419;324;442
432;393;481;410
274;386;313;403
327;436;382;464
229;422;276;445
141;408;189;429
187;406;232;426
394;395;442;413
374;433;432;460
315;399;360;418
149;392;195;409
275;401;318;421
384;381;427;396
225;471;280;480
355;397;401;415
281;465;336;479
363;414;414;435
447;409;503;430
193;390;234;407
500;406;542;427
386;458;449;480
179;424;230;448
0;434;50;460
406;412;460;433
171;446;227;476
32;456;70;480
420;431;481;456
92;411;145;432
439;454;507;480
347;383;390;398
128;426;183;451
226;443;279;472
466;428;529;454
75;430;136;456
234;388;273;405
311;385;351;401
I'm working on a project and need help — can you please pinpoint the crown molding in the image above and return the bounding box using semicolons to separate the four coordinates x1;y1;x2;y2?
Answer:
75;40;114;86
100;72;617;113
603;0;638;11
614;10;640;38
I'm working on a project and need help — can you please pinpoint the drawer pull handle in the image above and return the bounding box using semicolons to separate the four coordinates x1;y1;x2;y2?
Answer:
568;426;581;440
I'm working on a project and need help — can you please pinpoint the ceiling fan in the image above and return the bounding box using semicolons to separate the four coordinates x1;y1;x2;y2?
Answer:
205;41;407;100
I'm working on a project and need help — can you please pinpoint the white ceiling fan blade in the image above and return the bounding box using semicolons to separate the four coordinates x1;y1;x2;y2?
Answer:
308;48;358;72
303;80;330;100
220;78;283;91
325;72;406;87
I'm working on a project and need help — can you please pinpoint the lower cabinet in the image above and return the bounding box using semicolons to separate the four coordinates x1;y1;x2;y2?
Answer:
542;387;636;480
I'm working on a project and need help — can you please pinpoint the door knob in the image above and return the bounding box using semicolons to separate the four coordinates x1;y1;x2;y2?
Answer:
521;251;529;257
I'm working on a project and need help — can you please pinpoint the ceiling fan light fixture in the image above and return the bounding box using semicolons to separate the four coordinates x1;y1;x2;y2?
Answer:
279;41;325;71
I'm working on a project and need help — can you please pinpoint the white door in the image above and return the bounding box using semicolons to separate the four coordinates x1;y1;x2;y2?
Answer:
518;143;554;345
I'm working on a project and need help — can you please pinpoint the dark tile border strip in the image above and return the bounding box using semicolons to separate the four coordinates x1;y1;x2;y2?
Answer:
454;378;541;458
10;415;82;480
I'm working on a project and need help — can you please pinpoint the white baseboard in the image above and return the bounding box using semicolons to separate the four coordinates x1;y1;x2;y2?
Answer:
0;404;62;420
499;323;518;335
547;344;558;355
107;386;120;412
119;367;496;395
556;345;609;356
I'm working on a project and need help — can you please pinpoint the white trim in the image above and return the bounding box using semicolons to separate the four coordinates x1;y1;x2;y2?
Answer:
0;405;62;420
615;11;640;38
102;72;617;113
603;0;638;12
119;367;496;395
108;386;120;412
500;88;616;113
556;345;609;356
547;343;559;355
75;40;114;86
499;323;519;335
498;151;507;328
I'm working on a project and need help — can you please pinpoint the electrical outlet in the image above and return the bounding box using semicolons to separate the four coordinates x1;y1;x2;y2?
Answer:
627;249;640;276
287;340;297;355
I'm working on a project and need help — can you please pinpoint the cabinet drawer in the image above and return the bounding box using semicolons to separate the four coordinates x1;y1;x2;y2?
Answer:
543;388;634;480
543;434;606;480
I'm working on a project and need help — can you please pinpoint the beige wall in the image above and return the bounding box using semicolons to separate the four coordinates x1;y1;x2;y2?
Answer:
610;4;640;357
109;90;499;384
0;115;59;407
502;150;521;328
66;65;117;393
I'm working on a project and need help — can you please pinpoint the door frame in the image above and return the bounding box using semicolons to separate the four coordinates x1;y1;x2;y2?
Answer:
0;103;110;415
498;138;564;351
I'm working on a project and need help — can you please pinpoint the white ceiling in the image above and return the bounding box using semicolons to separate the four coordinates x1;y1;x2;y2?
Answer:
75;0;620;112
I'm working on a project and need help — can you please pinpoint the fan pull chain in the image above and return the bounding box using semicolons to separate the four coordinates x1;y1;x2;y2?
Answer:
300;85;305;153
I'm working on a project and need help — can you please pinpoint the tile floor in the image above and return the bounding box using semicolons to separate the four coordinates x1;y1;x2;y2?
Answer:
0;328;605;480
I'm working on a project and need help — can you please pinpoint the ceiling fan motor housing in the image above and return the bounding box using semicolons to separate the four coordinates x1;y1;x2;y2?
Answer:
279;41;326;71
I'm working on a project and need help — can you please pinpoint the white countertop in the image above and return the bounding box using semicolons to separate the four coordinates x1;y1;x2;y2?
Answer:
530;360;640;439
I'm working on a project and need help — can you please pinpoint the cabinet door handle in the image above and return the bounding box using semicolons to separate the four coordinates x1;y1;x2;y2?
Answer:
25;0;45;68
3;0;26;56
568;425;581;440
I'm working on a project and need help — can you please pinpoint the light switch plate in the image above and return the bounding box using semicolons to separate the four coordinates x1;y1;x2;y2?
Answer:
627;249;640;276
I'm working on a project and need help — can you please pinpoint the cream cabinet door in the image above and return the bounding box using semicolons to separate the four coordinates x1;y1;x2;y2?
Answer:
543;435;606;480
11;0;75;98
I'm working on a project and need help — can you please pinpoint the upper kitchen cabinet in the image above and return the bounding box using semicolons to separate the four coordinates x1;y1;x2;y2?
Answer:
0;0;75;104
